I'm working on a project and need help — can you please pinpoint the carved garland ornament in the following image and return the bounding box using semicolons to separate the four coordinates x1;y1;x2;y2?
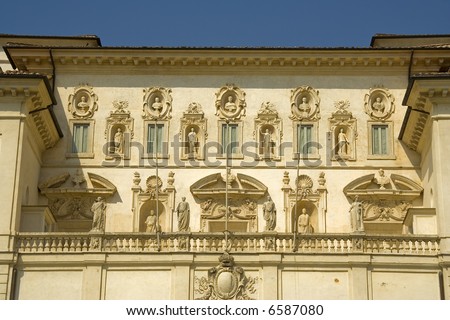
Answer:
215;84;246;120
68;84;98;119
290;86;320;121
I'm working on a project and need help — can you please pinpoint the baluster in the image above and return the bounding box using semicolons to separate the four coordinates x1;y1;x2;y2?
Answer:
36;238;43;252
24;238;31;252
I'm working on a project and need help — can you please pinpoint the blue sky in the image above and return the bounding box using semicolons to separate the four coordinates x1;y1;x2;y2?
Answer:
1;0;450;47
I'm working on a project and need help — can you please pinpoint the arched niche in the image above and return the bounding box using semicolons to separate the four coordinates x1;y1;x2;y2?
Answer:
105;100;134;160
291;200;317;233
179;102;207;160
131;173;176;232
254;102;282;160
328;100;357;161
282;172;327;233
138;200;165;232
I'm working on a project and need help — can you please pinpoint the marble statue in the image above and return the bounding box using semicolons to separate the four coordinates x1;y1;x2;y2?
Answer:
297;208;311;234
77;96;89;113
298;97;311;117
337;128;349;155
114;128;124;154
176;197;190;232
151;97;163;113
145;210;158;232
224;96;237;112
187;128;197;155
349;196;364;232
374;168;390;189
91;197;106;231
262;128;272;155
263;196;276;231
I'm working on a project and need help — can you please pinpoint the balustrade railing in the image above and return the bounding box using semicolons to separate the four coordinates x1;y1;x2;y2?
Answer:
15;232;440;255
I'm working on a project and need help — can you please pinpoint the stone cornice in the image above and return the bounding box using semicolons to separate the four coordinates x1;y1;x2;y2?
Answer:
401;75;450;152
5;46;450;74
0;74;61;149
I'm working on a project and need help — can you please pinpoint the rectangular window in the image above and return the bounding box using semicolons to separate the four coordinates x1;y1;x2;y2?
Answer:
221;124;239;154
72;124;89;153
298;124;313;155
147;124;164;154
372;125;388;155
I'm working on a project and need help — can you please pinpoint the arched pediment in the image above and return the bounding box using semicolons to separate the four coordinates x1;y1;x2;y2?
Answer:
343;170;423;201
190;172;267;200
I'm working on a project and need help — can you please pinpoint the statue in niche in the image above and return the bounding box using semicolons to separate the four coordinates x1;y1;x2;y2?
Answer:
262;128;272;155
374;168;391;190
263;196;276;231
91;197;106;231
349;196;364;232
372;97;385;117
176;197;190;232
151;97;163;113
337;128;349;155
113;128;124;154
224;96;237;112
77;96;89;113
187;128;197;155
297;208;312;234
298;97;311;117
145;209;160;232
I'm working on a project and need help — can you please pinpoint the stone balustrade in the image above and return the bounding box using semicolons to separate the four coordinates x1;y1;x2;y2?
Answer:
15;232;440;255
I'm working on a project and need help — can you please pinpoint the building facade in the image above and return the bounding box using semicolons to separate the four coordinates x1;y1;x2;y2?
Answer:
0;34;449;299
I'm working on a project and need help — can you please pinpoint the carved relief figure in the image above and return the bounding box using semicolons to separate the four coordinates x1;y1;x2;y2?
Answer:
77;96;89;113
298;97;311;117
337;128;349;155
151;97;163;113
224;96;237;112
374;168;391;189
113;128;124;154
263;196;276;231
145;210;158;232
297;208;311;234
91;197;106;231
349;196;364;232
187;128;197;155
372;97;385;117
176;197;190;232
